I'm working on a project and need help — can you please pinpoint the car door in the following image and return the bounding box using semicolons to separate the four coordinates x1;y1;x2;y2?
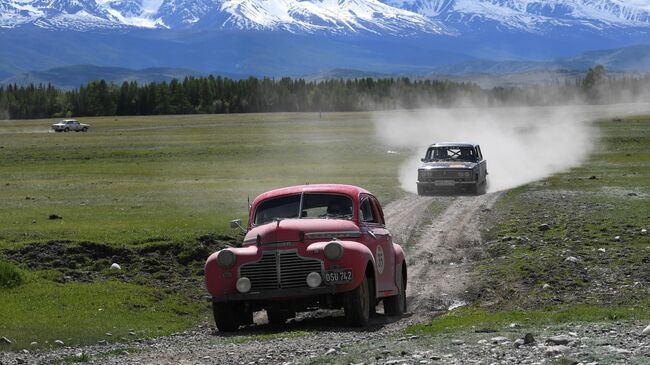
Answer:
359;194;396;294
475;146;487;183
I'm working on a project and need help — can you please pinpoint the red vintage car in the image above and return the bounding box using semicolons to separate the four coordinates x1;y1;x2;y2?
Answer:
205;184;407;331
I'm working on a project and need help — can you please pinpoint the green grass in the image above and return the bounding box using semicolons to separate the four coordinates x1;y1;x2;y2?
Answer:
407;303;650;335
0;112;408;350
0;113;407;248
0;275;205;351
0;260;24;288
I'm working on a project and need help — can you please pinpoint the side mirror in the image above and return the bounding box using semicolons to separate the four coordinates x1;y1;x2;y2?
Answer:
230;219;246;234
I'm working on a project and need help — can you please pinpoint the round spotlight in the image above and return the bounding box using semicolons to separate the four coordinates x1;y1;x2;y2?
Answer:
324;241;344;261
306;272;322;288
216;250;235;268
236;277;251;293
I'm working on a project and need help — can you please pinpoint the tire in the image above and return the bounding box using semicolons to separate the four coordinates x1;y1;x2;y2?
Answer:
417;185;424;196
266;308;293;326
384;268;407;316
82;127;88;132
344;274;372;327
212;302;241;332
64;127;69;132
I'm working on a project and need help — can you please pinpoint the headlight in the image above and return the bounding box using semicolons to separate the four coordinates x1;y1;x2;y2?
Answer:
236;277;251;293
306;272;322;288
324;241;344;261
216;250;235;268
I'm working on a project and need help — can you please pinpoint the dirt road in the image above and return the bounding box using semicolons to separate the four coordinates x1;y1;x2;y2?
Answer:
2;192;500;365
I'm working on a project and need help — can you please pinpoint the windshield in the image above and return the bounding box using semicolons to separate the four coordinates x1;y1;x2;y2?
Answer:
425;146;477;162
254;193;354;225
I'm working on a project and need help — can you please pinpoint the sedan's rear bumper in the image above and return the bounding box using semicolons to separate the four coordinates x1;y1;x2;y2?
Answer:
211;285;338;303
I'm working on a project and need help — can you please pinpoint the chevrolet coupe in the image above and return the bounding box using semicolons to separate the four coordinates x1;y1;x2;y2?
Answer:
205;184;407;331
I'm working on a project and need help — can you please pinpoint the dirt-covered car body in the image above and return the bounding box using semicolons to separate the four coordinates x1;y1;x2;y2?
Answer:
205;184;407;331
417;142;487;195
51;119;89;132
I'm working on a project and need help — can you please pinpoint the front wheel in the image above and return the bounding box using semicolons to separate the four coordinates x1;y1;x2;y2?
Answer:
82;127;88;132
212;302;241;332
64;127;69;132
384;270;407;316
344;275;372;327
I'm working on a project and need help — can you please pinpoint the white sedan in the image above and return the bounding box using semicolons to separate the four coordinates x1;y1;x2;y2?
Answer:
51;119;90;132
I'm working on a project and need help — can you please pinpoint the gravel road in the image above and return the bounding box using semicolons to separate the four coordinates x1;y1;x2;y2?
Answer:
0;192;509;365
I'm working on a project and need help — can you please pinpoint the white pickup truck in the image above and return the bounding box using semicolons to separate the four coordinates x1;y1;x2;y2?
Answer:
51;119;90;132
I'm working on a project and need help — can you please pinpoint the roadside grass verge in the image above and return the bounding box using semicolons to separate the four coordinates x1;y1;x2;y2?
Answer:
407;303;650;335
0;275;206;351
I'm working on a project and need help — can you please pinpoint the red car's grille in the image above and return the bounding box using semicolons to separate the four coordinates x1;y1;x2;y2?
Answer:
239;250;323;291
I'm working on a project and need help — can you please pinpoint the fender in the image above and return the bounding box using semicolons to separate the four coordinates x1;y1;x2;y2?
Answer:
307;239;375;293
205;245;261;297
393;243;406;288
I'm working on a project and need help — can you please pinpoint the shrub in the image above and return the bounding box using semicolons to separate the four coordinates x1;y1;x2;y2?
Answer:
0;261;24;288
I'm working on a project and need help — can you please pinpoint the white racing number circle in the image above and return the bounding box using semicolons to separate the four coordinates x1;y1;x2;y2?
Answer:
376;245;385;275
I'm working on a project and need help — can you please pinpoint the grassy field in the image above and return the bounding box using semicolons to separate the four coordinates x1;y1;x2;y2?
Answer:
0;112;408;350
1;112;648;352
0;113;407;247
412;116;650;335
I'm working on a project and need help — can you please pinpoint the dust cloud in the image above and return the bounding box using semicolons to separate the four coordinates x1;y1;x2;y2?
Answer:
373;103;650;194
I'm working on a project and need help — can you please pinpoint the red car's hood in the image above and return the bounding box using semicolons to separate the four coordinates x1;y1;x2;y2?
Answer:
244;219;359;245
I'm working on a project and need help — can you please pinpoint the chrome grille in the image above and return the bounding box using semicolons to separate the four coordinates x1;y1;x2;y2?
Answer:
419;169;473;181
239;250;323;291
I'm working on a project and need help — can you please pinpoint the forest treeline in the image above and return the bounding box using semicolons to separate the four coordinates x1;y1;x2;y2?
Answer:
1;66;649;119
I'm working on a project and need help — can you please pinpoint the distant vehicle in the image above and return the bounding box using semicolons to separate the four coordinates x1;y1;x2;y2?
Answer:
417;142;487;195
205;184;407;331
51;119;89;132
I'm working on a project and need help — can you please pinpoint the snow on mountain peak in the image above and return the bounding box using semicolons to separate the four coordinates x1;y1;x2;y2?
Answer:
0;0;648;33
0;0;446;33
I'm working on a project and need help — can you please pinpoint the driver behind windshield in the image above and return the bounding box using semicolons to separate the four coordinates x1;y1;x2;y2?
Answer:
326;197;352;218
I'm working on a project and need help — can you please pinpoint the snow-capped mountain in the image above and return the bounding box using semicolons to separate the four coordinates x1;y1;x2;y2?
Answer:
385;0;650;31
2;0;649;34
0;0;446;34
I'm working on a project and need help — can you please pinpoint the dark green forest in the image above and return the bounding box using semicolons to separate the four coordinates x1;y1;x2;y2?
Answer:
1;66;648;119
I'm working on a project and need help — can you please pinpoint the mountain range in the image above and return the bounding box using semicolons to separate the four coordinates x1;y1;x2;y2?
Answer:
0;0;649;77
3;44;649;89
2;0;650;34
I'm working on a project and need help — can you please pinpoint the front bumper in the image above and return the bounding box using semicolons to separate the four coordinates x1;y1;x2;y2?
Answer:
417;180;475;188
211;285;337;303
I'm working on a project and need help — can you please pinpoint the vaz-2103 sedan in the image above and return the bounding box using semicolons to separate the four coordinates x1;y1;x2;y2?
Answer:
417;142;488;195
205;184;407;331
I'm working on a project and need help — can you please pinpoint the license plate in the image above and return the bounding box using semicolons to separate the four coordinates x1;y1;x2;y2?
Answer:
434;180;455;186
325;269;353;284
